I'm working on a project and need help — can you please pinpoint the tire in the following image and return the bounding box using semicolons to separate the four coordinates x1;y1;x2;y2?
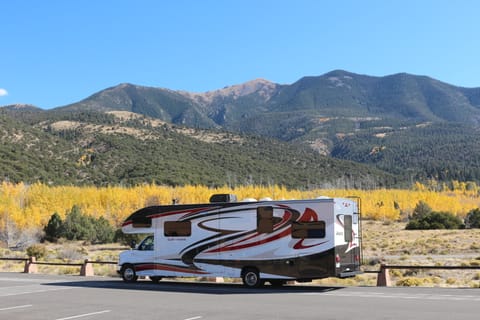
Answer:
242;268;263;288
150;276;162;283
121;264;138;283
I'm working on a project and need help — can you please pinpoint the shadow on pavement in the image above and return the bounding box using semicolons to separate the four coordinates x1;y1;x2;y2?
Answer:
44;277;344;295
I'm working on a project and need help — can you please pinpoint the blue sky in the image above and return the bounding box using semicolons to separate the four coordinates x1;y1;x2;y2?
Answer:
1;0;479;109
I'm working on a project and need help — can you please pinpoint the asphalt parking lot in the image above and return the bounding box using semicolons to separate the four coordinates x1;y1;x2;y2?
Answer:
1;273;479;320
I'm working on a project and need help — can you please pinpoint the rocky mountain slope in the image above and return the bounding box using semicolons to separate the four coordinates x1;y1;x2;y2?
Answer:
3;70;480;186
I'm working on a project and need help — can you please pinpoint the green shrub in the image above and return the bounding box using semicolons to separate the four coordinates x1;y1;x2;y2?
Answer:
43;212;64;242
406;211;464;230
62;205;95;241
92;216;115;244
465;208;480;228
43;206;116;244
26;244;47;259
410;200;432;219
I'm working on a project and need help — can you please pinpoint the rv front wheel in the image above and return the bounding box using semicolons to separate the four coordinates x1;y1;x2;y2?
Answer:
242;268;263;288
121;264;138;283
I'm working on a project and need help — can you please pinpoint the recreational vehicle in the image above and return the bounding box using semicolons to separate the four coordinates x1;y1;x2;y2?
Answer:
117;194;362;287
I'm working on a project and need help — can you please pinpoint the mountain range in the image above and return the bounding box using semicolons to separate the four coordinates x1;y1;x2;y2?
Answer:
2;70;480;188
57;70;480;128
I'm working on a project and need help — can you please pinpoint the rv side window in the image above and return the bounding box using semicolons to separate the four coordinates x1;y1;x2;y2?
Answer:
132;216;152;228
292;221;326;238
344;215;353;242
257;206;274;233
164;221;191;237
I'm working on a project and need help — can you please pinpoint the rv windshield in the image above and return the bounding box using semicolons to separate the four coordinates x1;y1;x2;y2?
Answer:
138;235;154;251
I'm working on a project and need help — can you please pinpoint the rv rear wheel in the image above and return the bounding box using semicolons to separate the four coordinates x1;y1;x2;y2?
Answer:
121;264;138;283
242;268;263;288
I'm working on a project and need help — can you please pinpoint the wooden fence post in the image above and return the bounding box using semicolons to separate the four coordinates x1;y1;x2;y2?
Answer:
376;264;391;287
80;259;94;276
24;256;38;274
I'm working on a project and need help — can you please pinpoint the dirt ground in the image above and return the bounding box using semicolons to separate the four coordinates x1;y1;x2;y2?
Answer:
356;220;480;287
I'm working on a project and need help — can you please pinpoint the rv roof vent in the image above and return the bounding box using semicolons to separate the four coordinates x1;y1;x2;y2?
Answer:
209;194;237;203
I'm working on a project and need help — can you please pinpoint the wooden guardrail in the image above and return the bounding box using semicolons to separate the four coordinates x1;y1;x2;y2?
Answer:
0;257;117;276
2;257;479;285
375;264;480;286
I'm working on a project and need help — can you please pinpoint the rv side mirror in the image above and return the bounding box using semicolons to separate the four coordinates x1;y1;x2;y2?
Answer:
130;240;136;249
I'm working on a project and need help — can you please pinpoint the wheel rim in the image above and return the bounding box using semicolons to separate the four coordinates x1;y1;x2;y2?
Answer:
245;271;258;287
124;267;135;281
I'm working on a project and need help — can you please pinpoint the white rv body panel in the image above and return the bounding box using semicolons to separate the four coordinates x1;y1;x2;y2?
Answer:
118;197;362;286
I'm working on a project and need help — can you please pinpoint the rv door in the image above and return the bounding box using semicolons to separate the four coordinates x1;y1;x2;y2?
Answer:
132;235;155;266
337;213;361;278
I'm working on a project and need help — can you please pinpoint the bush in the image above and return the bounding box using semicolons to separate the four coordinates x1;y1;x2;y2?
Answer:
92;217;115;244
396;277;423;286
406;211;464;230
43;212;64;242
1;218;42;249
410;200;432;219
465;208;480;228
62;205;95;241
26;244;47;259
43;206;116;244
58;245;86;261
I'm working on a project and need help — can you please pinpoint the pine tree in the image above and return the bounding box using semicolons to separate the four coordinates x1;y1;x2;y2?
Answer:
43;212;64;242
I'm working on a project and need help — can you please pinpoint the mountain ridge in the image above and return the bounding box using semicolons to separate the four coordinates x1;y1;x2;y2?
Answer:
48;70;480;128
3;70;480;186
5;70;480;126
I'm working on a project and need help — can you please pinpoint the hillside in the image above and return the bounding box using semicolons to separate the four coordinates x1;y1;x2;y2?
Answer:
331;122;480;181
0;112;82;184
3;70;480;186
0;109;395;188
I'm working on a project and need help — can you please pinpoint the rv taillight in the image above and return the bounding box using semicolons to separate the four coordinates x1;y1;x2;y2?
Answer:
335;254;340;263
355;255;360;262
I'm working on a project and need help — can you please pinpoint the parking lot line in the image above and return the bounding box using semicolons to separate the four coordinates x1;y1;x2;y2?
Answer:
0;286;73;297
55;310;111;320
0;304;33;311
